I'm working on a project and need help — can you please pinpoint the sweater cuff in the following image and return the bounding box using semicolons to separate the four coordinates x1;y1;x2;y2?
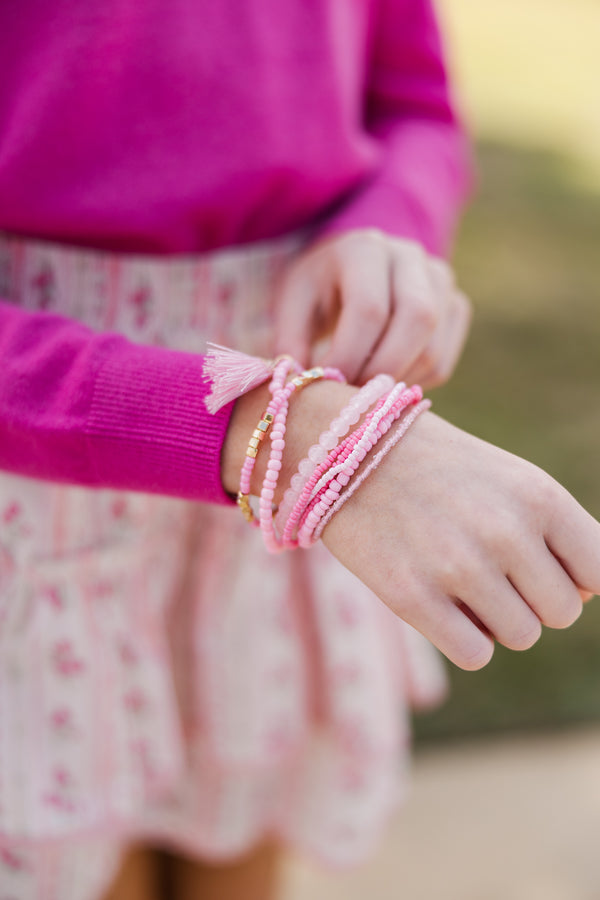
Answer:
85;341;234;504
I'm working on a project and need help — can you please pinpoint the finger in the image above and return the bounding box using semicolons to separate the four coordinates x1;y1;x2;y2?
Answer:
459;572;543;652
359;243;439;382
404;289;471;389
322;243;392;383
545;485;600;596
394;587;495;671
273;270;322;366
508;540;583;629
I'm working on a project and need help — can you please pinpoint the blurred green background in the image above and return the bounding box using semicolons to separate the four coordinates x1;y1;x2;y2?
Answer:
415;0;600;742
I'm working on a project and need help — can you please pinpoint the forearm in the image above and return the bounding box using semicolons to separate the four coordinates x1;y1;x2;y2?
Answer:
319;0;473;257
318;119;472;257
0;300;233;502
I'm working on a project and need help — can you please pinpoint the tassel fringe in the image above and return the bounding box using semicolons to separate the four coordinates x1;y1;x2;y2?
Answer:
203;343;275;413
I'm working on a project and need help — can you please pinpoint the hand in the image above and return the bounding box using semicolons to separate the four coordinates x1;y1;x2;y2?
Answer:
222;383;600;671
274;229;471;388
321;411;600;670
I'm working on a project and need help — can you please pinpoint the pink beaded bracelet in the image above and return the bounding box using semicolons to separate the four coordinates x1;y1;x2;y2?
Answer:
307;381;411;502
274;373;394;536
313;399;431;541
296;385;423;548
280;393;393;548
258;365;346;551
237;355;301;524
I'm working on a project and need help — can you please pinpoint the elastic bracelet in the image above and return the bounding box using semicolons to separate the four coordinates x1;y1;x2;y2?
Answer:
296;385;423;548
313;399;431;541
236;355;301;524
280;394;392;548
307;381;409;502
274;373;394;535
258;366;345;550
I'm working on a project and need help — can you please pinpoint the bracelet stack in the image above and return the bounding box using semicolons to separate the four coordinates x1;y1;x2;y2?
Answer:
203;344;430;553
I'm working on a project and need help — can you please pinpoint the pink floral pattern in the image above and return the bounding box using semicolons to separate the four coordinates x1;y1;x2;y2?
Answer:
0;233;448;900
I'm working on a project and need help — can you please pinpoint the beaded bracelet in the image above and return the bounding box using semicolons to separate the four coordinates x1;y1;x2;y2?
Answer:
280;393;393;548
239;363;345;524
307;381;411;503
257;366;345;550
297;391;422;548
237;355;301;524
274;373;394;536
296;385;423;548
313;399;431;541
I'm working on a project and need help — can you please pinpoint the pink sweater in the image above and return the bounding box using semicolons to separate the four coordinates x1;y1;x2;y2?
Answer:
0;0;472;503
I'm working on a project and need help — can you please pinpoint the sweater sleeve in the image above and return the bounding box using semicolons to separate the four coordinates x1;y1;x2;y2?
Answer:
319;0;474;256
0;299;234;503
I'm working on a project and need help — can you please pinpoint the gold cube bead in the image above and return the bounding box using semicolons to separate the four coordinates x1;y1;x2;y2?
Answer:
236;492;254;523
263;413;274;423
257;420;269;432
252;429;265;441
246;447;258;459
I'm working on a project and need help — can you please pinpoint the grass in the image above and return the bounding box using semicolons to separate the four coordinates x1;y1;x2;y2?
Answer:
415;140;600;742
411;0;600;744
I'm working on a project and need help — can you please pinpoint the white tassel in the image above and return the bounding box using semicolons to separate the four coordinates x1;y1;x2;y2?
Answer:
203;343;275;413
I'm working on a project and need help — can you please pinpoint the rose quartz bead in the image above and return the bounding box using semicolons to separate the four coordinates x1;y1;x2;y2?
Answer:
319;431;337;451
308;445;327;464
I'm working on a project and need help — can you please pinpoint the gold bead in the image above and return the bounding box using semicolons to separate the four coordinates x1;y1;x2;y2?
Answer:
236;492;254;523
246;447;258;458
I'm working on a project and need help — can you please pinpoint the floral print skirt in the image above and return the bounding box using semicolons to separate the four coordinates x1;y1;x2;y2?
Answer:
0;234;447;900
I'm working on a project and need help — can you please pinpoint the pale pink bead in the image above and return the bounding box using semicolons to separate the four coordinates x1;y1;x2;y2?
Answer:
270;449;283;461
308;445;327;464
272;439;285;451
269;459;282;472
319;431;337;451
337;472;350;486
262;487;275;500
290;474;304;492
329;418;345;435
325;488;338;502
298;459;313;476
265;470;278;483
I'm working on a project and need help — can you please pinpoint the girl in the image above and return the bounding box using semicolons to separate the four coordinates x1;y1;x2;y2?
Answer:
0;2;599;899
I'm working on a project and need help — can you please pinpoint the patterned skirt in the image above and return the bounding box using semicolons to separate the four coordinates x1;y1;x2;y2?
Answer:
0;233;447;900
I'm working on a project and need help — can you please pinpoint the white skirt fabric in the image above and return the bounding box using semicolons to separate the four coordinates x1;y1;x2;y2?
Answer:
0;234;447;900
